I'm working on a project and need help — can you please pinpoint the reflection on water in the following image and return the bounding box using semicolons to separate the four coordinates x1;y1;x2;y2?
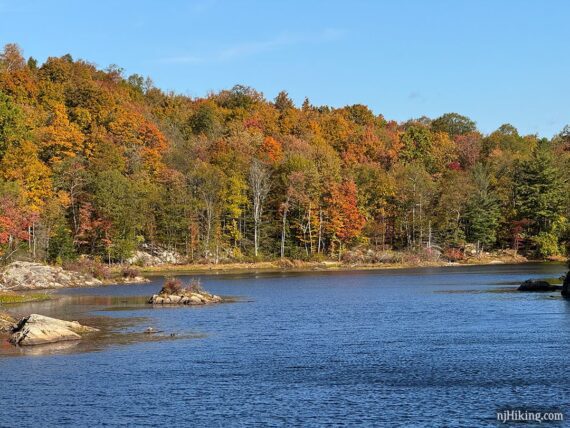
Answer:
0;294;205;357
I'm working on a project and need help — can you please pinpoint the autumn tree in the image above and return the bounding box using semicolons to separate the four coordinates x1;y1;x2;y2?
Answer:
392;162;435;248
0;43;26;72
326;180;365;258
0;181;36;262
249;159;271;257
431;113;476;138
0;91;27;158
0;140;52;211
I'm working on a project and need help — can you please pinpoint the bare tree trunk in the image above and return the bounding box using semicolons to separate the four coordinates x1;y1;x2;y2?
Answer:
307;203;313;255
419;198;423;247
382;214;386;251
411;206;415;248
204;201;213;256
317;208;323;254
249;160;271;257
301;216;309;257
280;197;290;259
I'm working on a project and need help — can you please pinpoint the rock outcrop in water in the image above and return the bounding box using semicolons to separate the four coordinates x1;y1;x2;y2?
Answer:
518;279;559;292
9;314;99;346
562;273;570;298
0;261;102;291
149;278;223;305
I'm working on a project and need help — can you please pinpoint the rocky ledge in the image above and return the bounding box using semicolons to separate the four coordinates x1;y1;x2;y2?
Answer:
9;314;99;346
0;261;102;291
517;279;560;292
149;278;223;305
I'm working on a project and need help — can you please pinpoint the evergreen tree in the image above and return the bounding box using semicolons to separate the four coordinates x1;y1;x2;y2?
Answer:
464;164;500;252
513;143;564;235
511;142;566;256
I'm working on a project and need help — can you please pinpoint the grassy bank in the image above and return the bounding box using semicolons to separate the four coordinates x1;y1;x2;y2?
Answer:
0;292;52;305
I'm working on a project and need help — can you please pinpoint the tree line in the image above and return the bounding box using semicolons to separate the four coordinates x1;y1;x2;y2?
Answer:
0;43;568;265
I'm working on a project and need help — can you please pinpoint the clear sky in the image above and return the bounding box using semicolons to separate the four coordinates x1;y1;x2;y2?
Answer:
0;0;568;137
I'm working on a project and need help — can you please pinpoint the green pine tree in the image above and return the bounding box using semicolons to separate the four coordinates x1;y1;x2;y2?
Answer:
513;142;565;255
464;164;500;252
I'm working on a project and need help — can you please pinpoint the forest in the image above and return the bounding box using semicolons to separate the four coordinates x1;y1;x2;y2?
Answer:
0;43;568;266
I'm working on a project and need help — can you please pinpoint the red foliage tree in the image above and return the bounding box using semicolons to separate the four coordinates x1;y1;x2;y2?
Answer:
326;180;365;254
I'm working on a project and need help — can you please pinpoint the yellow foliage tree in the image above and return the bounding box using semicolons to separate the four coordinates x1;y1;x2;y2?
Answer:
37;102;85;163
1;140;53;212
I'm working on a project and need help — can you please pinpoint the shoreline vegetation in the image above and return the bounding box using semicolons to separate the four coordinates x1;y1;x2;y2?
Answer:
0;292;52;304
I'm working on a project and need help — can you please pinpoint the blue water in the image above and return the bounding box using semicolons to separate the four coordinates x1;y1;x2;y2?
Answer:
1;263;569;427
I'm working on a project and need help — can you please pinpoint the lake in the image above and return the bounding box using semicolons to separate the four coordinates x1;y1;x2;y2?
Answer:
1;263;568;427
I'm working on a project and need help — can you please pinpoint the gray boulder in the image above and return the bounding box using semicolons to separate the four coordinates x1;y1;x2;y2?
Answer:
0;261;102;291
10;314;99;346
126;246;185;266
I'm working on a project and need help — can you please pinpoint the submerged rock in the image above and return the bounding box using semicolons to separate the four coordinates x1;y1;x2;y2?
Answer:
518;279;558;292
10;314;99;346
0;261;102;291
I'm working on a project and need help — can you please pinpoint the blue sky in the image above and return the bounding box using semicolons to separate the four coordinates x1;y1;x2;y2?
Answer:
0;0;568;137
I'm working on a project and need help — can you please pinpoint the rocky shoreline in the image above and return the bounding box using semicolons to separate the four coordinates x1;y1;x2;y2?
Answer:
0;256;556;292
0;261;103;290
138;256;537;277
0;261;150;291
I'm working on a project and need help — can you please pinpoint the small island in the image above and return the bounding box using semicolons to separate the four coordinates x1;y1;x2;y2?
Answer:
148;278;223;305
